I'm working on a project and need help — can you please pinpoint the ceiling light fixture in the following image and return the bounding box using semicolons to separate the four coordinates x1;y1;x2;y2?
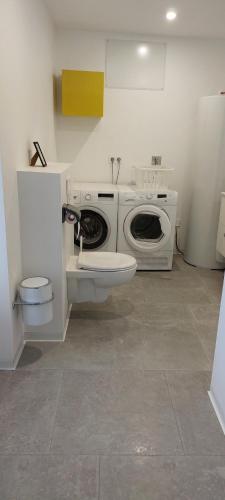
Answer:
137;45;149;57
166;9;177;21
138;45;148;57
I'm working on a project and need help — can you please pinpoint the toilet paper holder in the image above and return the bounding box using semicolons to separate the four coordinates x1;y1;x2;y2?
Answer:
12;292;54;309
12;277;54;326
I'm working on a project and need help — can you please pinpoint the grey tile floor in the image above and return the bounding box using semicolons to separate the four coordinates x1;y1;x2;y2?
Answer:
1;256;225;499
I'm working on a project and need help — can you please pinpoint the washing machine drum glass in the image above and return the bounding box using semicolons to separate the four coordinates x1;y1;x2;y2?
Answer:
124;205;171;252
74;209;108;250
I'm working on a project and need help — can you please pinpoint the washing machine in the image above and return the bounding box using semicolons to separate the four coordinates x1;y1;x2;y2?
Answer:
69;183;118;253
117;186;177;270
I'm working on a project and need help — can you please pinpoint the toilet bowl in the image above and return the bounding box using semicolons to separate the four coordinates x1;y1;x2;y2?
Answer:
66;252;137;303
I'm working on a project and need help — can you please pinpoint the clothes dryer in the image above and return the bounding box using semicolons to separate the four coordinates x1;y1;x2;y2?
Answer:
117;186;177;270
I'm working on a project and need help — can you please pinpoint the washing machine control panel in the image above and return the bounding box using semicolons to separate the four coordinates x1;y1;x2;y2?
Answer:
70;189;118;205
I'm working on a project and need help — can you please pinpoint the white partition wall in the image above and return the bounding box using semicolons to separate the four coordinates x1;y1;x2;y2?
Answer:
184;96;225;268
17;163;73;341
210;276;225;433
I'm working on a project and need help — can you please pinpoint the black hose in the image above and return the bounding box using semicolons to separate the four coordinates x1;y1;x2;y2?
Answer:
175;226;183;255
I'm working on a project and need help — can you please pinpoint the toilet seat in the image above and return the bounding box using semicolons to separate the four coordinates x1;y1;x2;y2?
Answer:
77;251;137;272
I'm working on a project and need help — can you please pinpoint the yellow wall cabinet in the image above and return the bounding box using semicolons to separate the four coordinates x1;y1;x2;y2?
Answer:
62;69;104;117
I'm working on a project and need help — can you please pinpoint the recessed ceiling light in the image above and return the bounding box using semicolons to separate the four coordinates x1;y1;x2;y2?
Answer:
137;45;149;57
166;10;177;21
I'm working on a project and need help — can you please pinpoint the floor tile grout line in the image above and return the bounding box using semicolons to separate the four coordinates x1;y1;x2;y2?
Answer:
47;370;64;453
98;455;101;500
17;367;212;373
1;452;225;457
163;371;186;456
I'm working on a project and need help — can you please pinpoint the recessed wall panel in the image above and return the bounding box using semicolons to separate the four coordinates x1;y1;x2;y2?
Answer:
106;40;166;90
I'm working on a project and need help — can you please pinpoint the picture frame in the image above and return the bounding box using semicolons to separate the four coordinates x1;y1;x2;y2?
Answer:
31;141;47;167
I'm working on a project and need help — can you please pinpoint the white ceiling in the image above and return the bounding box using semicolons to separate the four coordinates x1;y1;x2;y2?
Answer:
45;0;225;38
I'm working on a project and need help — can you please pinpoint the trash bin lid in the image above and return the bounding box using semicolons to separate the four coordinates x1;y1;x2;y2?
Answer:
20;277;50;289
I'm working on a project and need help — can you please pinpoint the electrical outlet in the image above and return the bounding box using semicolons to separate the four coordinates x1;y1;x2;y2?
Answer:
152;155;162;166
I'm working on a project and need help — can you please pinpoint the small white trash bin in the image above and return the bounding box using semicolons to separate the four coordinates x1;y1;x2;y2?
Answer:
18;277;53;326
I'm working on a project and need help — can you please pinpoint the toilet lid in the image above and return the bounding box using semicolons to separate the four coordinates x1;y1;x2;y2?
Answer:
78;252;137;271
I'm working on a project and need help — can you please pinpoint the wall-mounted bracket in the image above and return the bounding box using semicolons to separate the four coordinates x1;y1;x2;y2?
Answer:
12;292;54;310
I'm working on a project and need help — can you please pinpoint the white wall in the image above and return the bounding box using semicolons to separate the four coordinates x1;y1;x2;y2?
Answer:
210;277;225;433
0;0;56;368
0;161;16;368
54;30;225;246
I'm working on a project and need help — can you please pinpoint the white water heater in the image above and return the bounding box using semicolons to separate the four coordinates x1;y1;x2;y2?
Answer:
184;96;225;269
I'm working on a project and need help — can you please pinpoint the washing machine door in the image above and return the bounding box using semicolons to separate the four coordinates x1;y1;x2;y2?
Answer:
74;207;109;250
124;205;171;253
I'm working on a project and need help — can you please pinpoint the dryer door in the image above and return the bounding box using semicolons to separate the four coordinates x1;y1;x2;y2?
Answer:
124;205;171;253
74;207;109;250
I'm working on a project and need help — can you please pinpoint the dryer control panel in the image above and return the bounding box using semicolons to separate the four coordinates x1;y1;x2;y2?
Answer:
119;190;177;206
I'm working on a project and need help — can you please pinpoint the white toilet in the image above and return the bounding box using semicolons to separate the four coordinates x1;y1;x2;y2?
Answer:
67;252;137;303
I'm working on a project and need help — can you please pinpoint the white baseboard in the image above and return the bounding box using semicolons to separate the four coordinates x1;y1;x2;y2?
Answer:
13;340;25;369
24;303;72;343
0;340;25;370
62;303;72;341
24;332;64;342
208;390;225;435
